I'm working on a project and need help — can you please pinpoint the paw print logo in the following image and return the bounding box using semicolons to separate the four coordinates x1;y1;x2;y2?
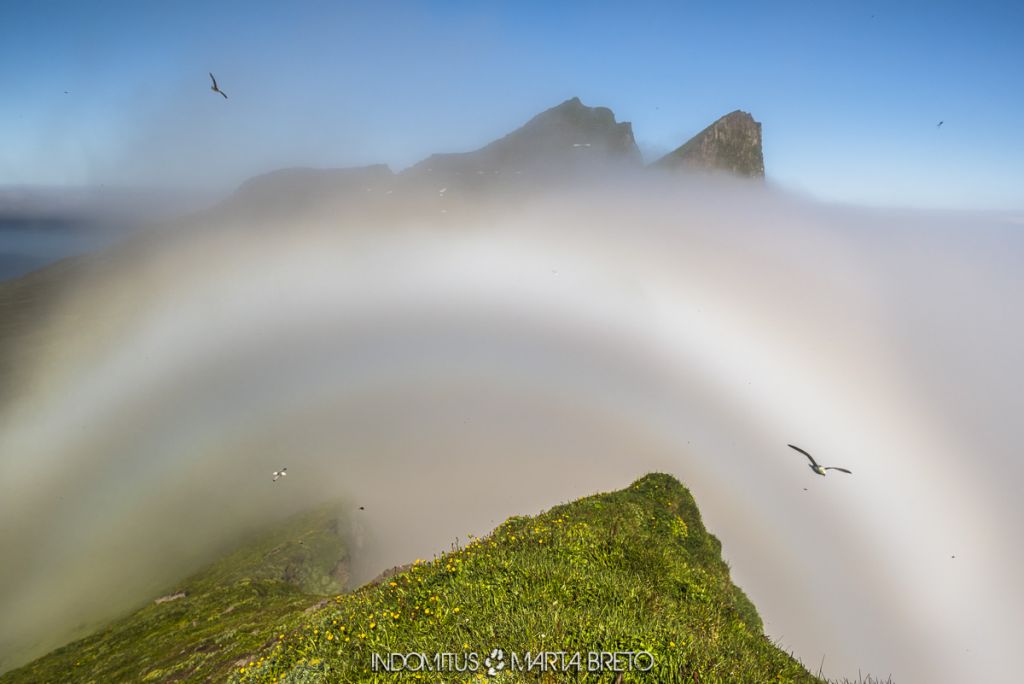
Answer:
484;648;505;676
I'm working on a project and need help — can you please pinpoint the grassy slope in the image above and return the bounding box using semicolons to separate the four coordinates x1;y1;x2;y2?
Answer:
0;506;349;684
233;474;818;683
3;474;820;683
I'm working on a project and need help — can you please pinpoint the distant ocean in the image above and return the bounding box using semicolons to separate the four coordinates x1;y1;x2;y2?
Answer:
0;186;216;283
0;218;123;281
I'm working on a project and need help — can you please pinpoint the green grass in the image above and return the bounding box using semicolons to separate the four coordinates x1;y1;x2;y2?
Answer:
3;474;830;683
0;505;350;684
231;474;820;683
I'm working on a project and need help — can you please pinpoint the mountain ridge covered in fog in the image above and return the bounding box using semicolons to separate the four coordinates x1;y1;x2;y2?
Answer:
222;97;764;218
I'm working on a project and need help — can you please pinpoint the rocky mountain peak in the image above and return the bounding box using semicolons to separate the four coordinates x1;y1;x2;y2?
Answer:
653;110;764;178
404;96;642;178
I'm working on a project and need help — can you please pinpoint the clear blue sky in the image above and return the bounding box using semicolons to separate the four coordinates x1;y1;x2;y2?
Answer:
1;0;1021;210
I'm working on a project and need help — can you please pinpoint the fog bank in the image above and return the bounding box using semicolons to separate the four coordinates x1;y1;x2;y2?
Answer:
1;175;1021;681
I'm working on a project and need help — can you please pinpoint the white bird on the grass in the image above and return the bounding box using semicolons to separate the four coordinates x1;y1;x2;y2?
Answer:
272;467;287;482
788;444;852;476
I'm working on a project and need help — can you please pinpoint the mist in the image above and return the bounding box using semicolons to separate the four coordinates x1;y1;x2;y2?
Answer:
0;173;1021;682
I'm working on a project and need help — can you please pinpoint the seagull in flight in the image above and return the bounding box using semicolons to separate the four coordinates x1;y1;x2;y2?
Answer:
209;72;228;99
788;444;852;476
272;467;287;482
937;120;944;127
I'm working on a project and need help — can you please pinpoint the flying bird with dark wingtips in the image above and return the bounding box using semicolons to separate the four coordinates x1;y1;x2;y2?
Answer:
272;467;287;482
209;72;228;99
788;444;852;476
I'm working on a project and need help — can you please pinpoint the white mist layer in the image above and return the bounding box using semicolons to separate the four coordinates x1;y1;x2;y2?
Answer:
1;176;1021;681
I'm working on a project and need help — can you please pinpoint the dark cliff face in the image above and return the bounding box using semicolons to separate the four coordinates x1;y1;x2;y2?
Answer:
404;97;642;178
653;111;764;178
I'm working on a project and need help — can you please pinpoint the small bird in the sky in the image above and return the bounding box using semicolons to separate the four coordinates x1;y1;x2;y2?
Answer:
209;72;228;99
937;121;944;127
272;467;287;482
788;444;852;476
358;506;365;511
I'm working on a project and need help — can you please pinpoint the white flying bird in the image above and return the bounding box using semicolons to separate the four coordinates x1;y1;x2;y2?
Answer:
272;467;287;482
788;444;852;476
209;72;228;99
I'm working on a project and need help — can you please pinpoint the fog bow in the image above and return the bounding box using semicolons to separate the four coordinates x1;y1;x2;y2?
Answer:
1;175;1021;681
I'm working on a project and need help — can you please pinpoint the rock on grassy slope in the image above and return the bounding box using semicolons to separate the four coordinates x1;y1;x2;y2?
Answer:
2;474;820;683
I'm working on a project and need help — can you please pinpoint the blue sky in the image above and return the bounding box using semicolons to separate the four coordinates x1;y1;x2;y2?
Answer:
1;0;1021;209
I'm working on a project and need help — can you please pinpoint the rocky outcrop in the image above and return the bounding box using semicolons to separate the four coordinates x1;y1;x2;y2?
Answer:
653;111;764;178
